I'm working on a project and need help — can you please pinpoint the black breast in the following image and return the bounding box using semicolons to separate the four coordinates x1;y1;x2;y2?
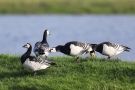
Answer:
95;43;103;53
60;42;72;55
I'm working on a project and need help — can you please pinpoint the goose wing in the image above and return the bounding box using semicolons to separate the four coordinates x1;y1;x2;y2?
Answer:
23;56;55;71
34;42;50;56
33;42;42;52
103;42;117;48
71;41;93;51
34;42;50;52
39;43;50;52
28;56;55;65
103;42;131;52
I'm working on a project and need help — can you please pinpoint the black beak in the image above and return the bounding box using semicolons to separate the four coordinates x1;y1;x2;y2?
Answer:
23;44;27;48
23;45;26;48
49;49;52;53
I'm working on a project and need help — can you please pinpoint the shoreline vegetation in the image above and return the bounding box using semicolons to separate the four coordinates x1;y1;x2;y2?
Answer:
0;0;135;14
0;54;135;89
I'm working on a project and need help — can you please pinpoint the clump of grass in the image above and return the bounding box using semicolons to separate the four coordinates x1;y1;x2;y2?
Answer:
0;54;135;90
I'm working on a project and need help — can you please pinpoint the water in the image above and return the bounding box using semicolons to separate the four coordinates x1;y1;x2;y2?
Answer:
0;15;135;61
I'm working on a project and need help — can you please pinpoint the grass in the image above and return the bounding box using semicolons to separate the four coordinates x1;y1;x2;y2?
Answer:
0;0;135;14
0;54;135;90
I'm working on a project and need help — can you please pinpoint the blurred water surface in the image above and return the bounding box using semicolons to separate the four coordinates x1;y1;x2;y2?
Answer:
0;15;134;61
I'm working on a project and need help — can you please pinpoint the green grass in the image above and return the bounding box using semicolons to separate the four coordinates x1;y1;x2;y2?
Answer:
0;0;135;14
0;54;135;90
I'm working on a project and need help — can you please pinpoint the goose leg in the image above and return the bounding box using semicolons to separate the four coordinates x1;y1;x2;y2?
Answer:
76;56;80;63
34;71;37;76
45;56;48;60
108;56;111;59
36;55;39;57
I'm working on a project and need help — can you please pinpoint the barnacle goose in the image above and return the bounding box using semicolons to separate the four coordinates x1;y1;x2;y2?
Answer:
94;42;131;59
33;29;50;59
21;43;56;76
50;41;97;62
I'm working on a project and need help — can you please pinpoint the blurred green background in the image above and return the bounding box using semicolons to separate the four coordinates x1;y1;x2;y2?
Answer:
0;0;135;14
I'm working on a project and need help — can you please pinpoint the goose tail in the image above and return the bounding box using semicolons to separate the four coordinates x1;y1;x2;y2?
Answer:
124;46;131;52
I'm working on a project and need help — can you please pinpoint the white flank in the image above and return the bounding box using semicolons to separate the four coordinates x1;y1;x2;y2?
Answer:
102;44;116;57
70;44;85;56
116;50;124;55
40;65;49;70
44;52;49;56
23;58;49;71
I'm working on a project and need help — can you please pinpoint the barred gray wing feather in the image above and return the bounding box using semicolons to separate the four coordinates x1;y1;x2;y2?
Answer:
104;42;131;51
120;45;131;51
34;42;50;57
75;41;92;50
29;56;53;65
33;42;42;52
103;42;117;48
40;43;50;52
24;57;54;71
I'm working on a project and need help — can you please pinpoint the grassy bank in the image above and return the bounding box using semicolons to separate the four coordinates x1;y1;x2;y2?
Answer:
0;54;135;90
0;0;135;14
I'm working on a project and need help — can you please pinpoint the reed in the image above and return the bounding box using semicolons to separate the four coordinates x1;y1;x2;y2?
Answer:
0;0;135;14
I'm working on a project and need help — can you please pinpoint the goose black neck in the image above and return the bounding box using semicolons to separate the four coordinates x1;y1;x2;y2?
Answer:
42;31;47;43
56;45;63;51
56;45;70;55
21;45;32;64
24;46;32;56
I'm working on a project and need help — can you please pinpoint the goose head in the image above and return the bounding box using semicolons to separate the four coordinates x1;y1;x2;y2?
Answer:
45;29;50;35
50;45;63;52
41;29;50;43
23;43;31;49
50;48;57;52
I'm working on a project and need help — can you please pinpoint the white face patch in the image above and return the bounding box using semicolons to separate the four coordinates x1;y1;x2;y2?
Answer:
24;43;30;48
26;44;30;48
50;48;56;52
47;30;50;35
88;47;92;51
